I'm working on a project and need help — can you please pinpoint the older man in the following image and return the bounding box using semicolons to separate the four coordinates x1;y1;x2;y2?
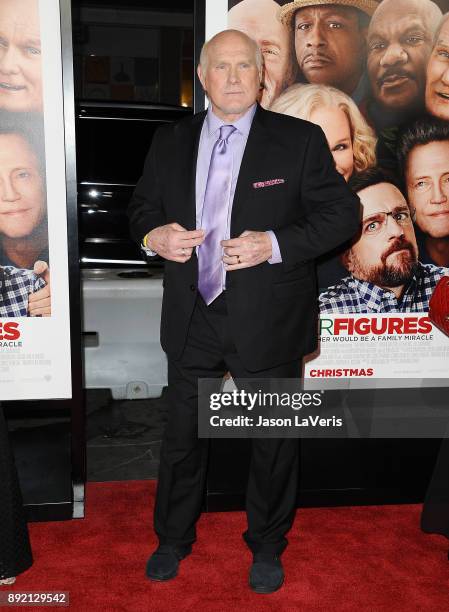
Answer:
0;0;42;113
366;0;442;129
279;0;378;103
398;116;449;268
228;0;296;108
425;13;449;122
129;29;359;592
319;168;448;314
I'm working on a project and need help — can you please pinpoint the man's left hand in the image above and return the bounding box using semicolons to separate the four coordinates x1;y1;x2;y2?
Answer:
222;231;272;270
28;261;51;317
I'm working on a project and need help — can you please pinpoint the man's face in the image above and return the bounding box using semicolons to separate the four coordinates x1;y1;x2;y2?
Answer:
406;140;449;239
367;0;435;113
197;31;261;121
0;133;45;239
0;0;42;112
425;19;449;121
345;182;418;288
228;0;294;108
294;6;367;95
309;105;354;181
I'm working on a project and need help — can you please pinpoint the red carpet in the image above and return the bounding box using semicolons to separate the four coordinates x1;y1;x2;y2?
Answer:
3;481;449;611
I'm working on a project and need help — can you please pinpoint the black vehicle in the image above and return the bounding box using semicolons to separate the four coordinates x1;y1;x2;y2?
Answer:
75;101;192;267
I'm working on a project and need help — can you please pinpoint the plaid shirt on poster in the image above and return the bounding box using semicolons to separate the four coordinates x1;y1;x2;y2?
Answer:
0;266;46;318
319;262;449;314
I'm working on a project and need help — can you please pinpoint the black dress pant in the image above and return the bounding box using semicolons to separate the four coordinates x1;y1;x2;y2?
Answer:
0;407;33;580
154;293;300;555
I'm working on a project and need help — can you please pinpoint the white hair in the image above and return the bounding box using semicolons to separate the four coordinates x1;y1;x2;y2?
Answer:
199;29;263;73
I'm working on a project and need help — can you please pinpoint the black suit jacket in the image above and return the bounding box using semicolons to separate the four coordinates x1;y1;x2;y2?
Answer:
128;105;360;371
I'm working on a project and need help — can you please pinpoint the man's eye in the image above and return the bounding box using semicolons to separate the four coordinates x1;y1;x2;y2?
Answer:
328;22;342;29
437;49;449;59
262;48;278;56
16;171;31;179
415;180;428;190
369;42;385;51
365;221;379;233
296;23;311;31
26;46;41;56
393;212;408;221
0;37;8;49
405;36;422;45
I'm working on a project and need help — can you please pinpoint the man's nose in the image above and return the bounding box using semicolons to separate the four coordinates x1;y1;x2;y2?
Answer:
430;181;448;205
386;215;405;238
1;179;20;202
0;46;21;75
380;43;407;67
228;66;241;83
440;66;449;86
305;23;327;47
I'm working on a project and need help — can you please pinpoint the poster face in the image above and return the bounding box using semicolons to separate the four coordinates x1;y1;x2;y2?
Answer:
203;0;449;387
0;0;72;399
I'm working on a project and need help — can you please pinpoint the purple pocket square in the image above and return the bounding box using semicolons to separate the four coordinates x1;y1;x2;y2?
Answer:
253;178;285;189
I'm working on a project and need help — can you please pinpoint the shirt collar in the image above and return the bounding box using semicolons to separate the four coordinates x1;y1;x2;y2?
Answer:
206;103;257;138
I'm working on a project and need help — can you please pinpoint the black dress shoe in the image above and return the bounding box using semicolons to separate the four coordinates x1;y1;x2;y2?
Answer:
249;553;284;594
146;544;191;581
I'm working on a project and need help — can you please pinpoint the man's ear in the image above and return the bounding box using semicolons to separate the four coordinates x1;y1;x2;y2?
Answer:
340;249;352;272
197;64;206;91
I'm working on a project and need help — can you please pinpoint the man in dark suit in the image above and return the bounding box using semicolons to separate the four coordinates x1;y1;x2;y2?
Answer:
128;29;360;593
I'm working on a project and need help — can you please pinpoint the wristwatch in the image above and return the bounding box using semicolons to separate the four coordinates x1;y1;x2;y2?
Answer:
141;233;157;257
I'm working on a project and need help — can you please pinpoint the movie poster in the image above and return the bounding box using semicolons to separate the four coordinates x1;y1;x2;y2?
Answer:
203;0;449;386
0;0;72;400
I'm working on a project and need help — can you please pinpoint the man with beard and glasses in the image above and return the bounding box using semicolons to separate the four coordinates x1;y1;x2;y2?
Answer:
319;168;449;313
366;0;442;133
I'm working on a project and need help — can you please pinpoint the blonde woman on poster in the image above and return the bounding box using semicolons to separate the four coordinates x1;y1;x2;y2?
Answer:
271;82;376;286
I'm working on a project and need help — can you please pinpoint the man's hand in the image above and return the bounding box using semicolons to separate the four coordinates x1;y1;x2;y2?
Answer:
222;231;272;270
146;223;205;263
28;261;51;317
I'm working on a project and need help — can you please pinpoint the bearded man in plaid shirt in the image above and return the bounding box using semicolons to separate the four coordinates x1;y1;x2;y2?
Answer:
0;265;46;318
319;169;449;314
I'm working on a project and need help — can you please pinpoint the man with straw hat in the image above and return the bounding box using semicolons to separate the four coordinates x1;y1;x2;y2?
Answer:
278;0;379;103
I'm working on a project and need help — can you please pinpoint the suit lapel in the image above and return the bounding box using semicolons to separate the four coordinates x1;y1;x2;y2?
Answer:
177;111;206;230
231;105;270;236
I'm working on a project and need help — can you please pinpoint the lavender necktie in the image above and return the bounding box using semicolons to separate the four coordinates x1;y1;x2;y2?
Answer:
198;124;236;305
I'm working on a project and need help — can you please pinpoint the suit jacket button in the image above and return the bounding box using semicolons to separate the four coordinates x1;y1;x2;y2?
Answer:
190;284;196;291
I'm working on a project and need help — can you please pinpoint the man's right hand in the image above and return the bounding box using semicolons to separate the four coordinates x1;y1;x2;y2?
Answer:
146;223;205;263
